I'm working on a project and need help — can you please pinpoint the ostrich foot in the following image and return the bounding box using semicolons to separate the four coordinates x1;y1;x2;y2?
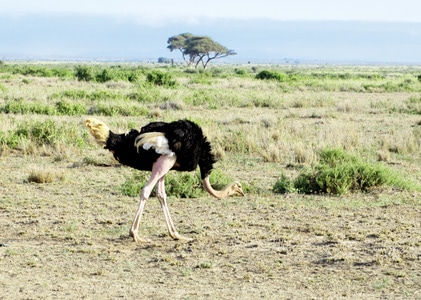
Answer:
129;230;150;243
170;232;193;241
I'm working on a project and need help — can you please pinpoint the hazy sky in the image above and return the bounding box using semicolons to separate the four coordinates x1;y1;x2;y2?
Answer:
2;1;421;63
3;0;421;23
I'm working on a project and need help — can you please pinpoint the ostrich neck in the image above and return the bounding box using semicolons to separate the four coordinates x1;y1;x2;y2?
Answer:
202;176;232;199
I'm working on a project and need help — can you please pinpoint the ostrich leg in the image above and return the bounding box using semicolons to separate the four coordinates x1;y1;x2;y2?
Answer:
129;197;148;242
156;177;192;241
129;155;176;242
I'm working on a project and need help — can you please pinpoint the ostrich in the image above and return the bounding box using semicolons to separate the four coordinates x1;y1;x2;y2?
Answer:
85;118;244;242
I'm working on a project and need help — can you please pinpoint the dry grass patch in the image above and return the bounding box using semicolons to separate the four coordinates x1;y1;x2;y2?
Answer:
27;167;66;183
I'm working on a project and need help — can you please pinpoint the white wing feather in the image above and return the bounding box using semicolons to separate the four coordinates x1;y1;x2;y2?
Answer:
134;132;175;157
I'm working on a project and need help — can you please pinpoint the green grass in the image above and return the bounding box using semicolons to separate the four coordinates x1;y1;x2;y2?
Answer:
0;119;88;150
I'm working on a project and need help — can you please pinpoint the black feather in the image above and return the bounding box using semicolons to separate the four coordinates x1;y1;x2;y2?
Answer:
104;120;216;179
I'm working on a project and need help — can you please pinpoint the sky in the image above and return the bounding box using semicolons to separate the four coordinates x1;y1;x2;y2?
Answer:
2;1;421;63
3;0;421;23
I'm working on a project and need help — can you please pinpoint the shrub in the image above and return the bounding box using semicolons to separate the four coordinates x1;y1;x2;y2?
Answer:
164;172;204;198
121;172;149;197
127;70;143;83
256;70;287;81
55;100;86;115
273;148;420;195
121;171;202;198
146;70;177;87
121;169;234;198
95;69;113;83
273;173;296;194
75;65;94;81
234;68;248;76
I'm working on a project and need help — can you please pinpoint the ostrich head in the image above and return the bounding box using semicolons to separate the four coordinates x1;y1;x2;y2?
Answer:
227;181;245;197
203;177;244;199
85;118;110;146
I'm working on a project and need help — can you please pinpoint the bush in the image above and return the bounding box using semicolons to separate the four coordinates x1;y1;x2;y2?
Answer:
121;169;234;198
74;65;144;83
55;100;86;115
256;70;287;81
95;69;113;83
273;148;420;195
234;68;248;76
121;171;202;198
146;70;177;87
273;173;296;194
121;172;149;197
75;65;94;81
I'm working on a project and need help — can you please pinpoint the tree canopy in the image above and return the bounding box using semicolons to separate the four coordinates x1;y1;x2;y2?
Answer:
167;33;236;69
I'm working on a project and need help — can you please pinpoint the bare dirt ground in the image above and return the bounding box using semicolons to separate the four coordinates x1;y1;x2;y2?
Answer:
1;152;420;300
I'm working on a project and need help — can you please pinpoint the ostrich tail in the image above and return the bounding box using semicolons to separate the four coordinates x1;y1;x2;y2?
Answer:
85;118;110;146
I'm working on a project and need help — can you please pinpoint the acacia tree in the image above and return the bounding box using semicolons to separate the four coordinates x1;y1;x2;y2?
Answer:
167;33;195;66
167;33;236;69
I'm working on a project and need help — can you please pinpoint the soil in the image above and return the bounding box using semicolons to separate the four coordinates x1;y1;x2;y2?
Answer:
1;154;420;299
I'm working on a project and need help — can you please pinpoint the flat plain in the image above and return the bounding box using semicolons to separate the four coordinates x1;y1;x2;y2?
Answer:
0;63;420;299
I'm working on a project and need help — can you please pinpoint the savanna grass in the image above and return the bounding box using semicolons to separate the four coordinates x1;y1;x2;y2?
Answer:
0;119;88;152
1;62;421;197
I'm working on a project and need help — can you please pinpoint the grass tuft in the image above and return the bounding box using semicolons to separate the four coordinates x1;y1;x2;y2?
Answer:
27;168;66;183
